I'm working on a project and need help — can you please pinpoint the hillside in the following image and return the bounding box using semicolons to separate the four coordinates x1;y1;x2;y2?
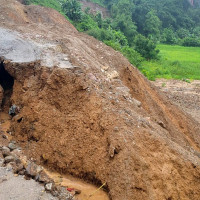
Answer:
0;0;200;200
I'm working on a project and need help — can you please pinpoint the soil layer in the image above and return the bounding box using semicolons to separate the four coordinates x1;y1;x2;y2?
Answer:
0;1;200;200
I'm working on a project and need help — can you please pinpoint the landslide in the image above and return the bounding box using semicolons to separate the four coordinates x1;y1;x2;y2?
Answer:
0;0;200;200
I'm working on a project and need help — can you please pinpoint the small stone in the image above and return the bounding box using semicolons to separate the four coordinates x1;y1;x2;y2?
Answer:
4;155;15;163
45;183;53;191
36;170;51;183
2;146;11;157
18;169;26;175
8;143;17;151
13;163;24;174
6;163;13;171
26;162;38;177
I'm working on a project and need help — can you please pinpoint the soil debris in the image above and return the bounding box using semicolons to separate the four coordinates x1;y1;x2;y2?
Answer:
0;0;200;200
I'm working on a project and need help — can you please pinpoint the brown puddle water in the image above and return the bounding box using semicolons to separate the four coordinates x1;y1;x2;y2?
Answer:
45;170;110;200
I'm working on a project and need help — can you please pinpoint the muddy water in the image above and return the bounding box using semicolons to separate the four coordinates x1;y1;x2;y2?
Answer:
45;170;110;200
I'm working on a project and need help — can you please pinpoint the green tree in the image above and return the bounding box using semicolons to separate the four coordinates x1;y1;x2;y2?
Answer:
144;10;161;41
62;0;82;21
161;28;177;44
134;34;159;60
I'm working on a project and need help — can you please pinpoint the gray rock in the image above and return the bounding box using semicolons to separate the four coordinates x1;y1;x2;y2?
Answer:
4;155;15;163
45;183;53;191
2;146;11;157
26;162;42;177
6;163;13;171
8;143;17;151
36;170;51;183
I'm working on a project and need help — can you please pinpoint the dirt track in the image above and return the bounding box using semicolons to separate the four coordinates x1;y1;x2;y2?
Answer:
0;0;200;200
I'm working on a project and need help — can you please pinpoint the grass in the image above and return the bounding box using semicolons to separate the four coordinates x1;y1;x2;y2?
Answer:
139;44;200;81
26;0;63;12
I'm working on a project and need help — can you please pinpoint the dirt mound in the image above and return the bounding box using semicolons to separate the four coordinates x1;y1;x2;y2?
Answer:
0;0;200;200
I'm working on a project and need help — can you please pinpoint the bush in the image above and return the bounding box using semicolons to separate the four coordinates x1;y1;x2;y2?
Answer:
62;0;82;21
182;37;200;47
134;34;159;60
121;46;143;67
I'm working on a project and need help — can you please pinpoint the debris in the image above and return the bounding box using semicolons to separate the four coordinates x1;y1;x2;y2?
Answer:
8;142;18;151
8;104;19;117
67;188;74;192
26;162;39;177
35;170;51;183
45;183;53;191
4;155;15;163
2;146;11;157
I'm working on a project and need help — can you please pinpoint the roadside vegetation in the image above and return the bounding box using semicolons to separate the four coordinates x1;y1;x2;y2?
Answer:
23;0;200;80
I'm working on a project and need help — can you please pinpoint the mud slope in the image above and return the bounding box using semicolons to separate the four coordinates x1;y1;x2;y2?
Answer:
0;0;200;199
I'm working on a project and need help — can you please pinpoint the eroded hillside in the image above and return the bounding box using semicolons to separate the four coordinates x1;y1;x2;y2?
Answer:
0;0;200;200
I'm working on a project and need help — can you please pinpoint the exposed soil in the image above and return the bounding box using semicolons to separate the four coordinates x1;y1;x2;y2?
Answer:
0;0;200;200
153;79;200;123
80;0;110;18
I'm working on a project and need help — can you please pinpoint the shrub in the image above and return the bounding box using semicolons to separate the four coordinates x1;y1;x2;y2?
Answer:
182;37;200;47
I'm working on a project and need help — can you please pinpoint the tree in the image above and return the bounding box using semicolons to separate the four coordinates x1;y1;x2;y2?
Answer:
144;10;161;41
134;34;159;60
62;0;82;21
161;28;177;44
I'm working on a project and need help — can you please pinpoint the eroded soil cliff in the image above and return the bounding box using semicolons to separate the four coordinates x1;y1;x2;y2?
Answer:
0;0;200;200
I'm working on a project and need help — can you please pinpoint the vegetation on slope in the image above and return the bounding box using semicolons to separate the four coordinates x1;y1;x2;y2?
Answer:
23;0;200;81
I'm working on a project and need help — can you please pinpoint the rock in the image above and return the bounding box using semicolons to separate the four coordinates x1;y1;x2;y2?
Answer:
4;155;15;163
2;146;11;157
36;170;51;183
18;169;26;175
132;98;142;107
45;183;53;191
6;163;13;171
53;186;74;200
8;143;17;151
26;162;41;177
13;163;24;174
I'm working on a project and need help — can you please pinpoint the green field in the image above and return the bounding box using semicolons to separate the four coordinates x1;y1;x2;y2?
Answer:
139;44;200;80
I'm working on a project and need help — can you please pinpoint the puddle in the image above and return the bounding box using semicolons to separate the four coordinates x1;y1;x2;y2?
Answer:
45;170;110;200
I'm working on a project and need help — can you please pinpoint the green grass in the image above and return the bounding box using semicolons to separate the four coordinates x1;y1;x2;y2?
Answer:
139;44;200;80
26;0;63;12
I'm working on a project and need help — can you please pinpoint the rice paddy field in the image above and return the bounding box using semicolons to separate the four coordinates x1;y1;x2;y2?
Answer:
139;44;200;80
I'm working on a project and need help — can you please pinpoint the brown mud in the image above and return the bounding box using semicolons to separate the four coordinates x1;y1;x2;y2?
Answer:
0;0;200;200
45;170;109;200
